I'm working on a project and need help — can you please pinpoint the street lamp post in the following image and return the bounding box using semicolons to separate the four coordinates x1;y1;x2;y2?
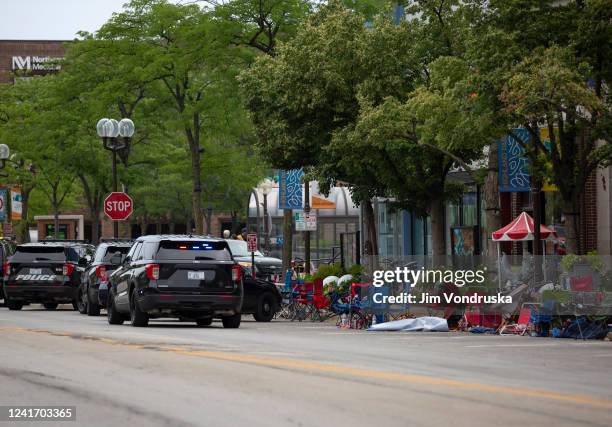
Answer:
259;179;273;253
96;118;135;238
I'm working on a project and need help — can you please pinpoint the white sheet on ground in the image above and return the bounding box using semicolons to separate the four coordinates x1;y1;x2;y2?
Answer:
368;316;449;332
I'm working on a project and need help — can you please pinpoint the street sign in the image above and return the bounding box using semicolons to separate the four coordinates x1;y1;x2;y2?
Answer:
104;192;134;221
246;233;258;252
295;211;316;231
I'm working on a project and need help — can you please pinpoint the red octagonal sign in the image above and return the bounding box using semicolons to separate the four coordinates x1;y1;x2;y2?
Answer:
104;192;134;221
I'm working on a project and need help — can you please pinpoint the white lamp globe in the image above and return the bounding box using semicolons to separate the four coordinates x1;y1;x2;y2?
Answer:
118;118;135;138
0;144;9;160
96;118;109;137
105;119;120;138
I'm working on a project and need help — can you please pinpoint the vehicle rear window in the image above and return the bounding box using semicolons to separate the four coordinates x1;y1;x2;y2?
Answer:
98;246;130;262
157;241;232;261
11;246;66;262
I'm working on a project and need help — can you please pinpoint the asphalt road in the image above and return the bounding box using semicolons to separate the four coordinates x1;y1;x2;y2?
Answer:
0;305;610;427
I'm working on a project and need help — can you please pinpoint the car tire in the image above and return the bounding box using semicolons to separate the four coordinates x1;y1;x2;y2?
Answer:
129;289;149;327
107;291;125;325
43;303;58;310
6;299;23;311
196;317;213;327
76;285;87;314
221;313;241;329
87;296;101;316
72;300;79;311
253;292;278;322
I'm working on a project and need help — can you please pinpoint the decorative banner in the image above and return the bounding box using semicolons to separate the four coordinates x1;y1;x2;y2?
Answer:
498;128;559;193
0;188;7;221
10;186;22;221
498;128;530;192
277;169;304;210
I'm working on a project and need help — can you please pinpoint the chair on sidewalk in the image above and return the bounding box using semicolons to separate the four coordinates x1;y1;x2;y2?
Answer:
499;307;532;335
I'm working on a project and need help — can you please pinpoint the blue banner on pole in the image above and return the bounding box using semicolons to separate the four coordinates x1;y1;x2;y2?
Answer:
498;128;530;192
277;169;304;210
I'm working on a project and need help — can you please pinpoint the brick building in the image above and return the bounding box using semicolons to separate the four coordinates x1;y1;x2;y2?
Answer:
0;40;66;83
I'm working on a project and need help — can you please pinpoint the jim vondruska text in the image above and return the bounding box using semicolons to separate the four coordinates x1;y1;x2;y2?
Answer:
372;292;512;305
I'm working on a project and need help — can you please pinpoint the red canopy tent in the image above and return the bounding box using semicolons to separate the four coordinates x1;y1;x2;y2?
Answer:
492;212;557;287
492;212;557;242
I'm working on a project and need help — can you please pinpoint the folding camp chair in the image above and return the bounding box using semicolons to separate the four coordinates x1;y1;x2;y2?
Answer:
499;307;532;335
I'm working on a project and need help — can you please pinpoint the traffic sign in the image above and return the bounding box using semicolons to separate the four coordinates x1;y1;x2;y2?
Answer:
295;211;316;231
246;233;258;252
104;192;134;221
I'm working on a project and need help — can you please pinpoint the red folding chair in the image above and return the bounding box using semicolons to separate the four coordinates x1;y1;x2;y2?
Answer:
499;307;532;335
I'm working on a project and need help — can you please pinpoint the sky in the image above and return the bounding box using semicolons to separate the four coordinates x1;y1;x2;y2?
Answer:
0;0;185;40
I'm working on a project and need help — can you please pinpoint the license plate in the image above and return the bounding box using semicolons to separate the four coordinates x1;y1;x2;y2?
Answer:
30;268;42;275
187;271;207;280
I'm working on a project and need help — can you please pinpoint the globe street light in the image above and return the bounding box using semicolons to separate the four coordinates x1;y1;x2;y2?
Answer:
96;118;135;238
0;144;10;170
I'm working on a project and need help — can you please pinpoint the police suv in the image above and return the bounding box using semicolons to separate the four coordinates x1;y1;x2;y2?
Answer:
3;241;94;311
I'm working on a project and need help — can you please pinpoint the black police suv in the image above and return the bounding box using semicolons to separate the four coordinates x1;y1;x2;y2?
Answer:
0;239;16;304
225;239;282;282
240;266;282;322
107;235;243;328
3;241;94;311
76;240;133;316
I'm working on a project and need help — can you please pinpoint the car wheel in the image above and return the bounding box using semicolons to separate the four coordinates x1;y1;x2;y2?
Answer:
253;292;278;322
76;285;87;314
43;303;58;310
221;313;241;329
107;291;125;325
196;317;213;327
87;294;101;317
6;299;23;311
129;288;149;327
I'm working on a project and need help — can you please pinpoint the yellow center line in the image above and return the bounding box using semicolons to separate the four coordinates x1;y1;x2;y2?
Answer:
3;326;611;409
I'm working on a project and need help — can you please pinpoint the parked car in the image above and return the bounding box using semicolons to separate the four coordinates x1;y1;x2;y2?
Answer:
76;239;133;316
3;241;94;311
0;238;16;304
240;267;282;322
106;235;243;328
225;239;283;282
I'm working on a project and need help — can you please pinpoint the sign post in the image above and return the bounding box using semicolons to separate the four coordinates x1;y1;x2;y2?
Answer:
104;192;134;223
246;233;258;278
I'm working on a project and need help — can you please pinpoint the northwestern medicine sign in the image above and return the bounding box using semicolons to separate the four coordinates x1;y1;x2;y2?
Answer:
11;55;62;71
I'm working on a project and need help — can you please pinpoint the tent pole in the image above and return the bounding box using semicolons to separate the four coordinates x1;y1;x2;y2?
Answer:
497;243;502;290
542;240;547;284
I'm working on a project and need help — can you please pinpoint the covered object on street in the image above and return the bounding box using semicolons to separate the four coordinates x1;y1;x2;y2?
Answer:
368;317;449;332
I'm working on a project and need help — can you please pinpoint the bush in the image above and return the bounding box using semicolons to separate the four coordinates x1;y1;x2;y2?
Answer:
313;263;343;280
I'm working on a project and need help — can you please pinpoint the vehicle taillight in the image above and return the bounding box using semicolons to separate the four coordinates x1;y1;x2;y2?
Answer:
231;264;241;283
63;263;74;276
96;265;108;281
145;264;160;281
3;261;10;277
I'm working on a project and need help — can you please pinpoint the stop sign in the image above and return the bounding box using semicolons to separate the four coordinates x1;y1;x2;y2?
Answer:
104;192;134;221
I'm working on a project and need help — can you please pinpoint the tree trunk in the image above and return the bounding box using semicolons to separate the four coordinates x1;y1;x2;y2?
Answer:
484;142;501;257
282;209;293;275
188;134;203;235
19;188;31;243
362;199;378;274
563;200;580;255
52;199;60;240
429;195;446;256
90;213;100;245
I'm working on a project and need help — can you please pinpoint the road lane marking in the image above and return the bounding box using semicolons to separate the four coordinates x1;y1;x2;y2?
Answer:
2;326;612;410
